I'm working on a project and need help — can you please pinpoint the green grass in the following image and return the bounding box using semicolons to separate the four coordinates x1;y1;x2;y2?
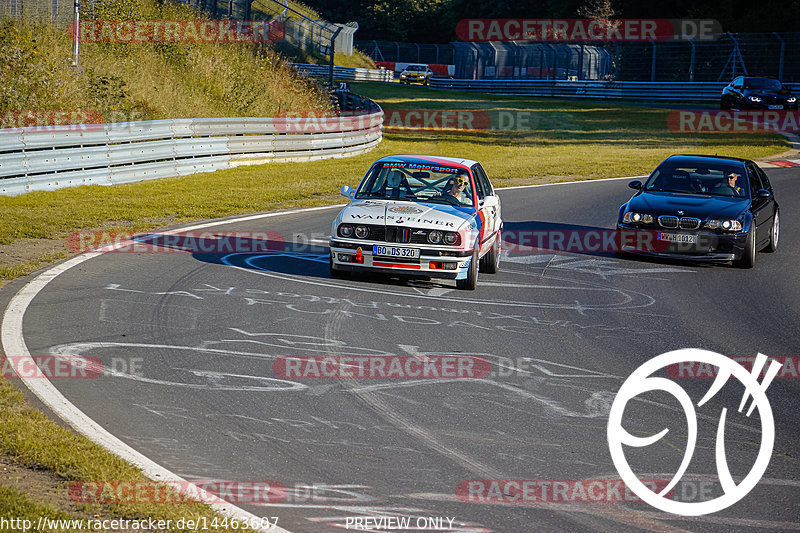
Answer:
0;0;331;124
0;379;256;531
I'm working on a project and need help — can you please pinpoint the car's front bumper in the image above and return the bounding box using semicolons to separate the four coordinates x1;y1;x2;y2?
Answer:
330;239;473;279
616;224;747;261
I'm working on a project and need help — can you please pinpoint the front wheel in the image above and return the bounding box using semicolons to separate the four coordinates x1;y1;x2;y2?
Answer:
736;228;757;268
456;251;478;290
764;209;779;253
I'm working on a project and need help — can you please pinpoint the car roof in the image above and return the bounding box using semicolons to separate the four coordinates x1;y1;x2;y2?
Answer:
372;154;478;170
661;154;751;168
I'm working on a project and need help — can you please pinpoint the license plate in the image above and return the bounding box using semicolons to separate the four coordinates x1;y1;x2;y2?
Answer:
768;105;783;110
658;233;697;244
373;245;421;259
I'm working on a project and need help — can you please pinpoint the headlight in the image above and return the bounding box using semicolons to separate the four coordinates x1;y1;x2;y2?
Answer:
428;230;443;244
623;212;653;224
788;96;797;103
338;224;354;238
705;219;742;231
748;96;763;102
354;225;370;239
443;232;460;245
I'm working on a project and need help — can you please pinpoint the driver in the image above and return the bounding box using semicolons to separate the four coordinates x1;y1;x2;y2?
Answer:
726;172;744;196
435;171;470;202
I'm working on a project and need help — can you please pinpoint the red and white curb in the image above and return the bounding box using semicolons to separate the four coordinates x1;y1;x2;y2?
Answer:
759;159;800;168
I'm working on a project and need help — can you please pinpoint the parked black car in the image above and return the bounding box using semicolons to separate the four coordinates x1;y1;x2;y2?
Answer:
617;155;779;268
720;77;797;110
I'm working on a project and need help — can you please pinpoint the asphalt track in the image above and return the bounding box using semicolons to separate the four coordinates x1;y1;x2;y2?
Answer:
4;168;800;533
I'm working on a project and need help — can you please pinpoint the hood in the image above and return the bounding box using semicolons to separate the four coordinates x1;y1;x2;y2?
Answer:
340;199;473;231
628;191;748;219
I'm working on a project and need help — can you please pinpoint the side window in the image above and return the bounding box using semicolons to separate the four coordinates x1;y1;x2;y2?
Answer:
473;164;493;199
471;164;486;200
756;166;772;190
747;164;763;196
733;77;743;89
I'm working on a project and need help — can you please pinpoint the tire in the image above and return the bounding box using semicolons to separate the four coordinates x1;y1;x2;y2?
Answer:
456;250;478;290
480;235;500;274
736;227;757;268
765;209;779;253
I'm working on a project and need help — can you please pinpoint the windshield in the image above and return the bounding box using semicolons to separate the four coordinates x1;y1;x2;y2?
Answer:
356;162;474;207
405;65;426;72
643;165;749;198
745;78;783;91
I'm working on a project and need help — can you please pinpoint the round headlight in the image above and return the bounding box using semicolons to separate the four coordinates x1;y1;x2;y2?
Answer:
722;220;732;230
354;225;369;239
632;213;641;222
339;224;354;237
428;230;443;244
444;232;459;245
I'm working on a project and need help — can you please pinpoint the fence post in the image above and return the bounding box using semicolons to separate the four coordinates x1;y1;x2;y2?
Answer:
578;43;584;80
650;39;656;82
689;39;695;82
329;26;342;88
773;32;784;80
71;0;79;66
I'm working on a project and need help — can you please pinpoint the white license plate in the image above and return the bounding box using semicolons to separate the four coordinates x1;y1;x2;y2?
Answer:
373;245;421;259
768;105;784;110
658;233;697;244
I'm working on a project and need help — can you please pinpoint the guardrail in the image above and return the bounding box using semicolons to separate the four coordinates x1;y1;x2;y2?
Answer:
291;63;394;82
428;79;800;101
0;102;382;196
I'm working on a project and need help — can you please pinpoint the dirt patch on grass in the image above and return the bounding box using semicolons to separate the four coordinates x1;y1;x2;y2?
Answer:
0;238;68;270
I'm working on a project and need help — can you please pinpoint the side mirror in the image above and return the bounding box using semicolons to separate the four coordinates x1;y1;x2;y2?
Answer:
757;189;772;198
340;185;355;199
481;195;499;208
628;180;642;190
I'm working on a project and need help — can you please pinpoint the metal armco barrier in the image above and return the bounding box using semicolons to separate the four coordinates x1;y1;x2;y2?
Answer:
291;63;394;82
428;79;800;101
0;105;382;196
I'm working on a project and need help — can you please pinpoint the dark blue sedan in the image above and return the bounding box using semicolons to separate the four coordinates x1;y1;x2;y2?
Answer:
616;154;779;268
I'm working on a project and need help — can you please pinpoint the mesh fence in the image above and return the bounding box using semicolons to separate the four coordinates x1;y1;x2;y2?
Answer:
0;0;75;24
359;34;799;82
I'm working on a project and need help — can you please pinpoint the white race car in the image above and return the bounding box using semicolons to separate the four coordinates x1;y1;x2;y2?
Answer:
329;155;502;290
